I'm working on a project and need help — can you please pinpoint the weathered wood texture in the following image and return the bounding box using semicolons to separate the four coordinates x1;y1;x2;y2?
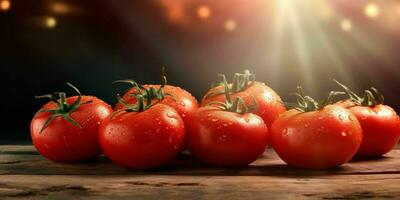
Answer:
0;145;399;199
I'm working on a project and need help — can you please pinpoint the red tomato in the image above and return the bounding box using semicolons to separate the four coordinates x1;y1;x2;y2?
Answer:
115;84;198;123
334;81;400;158
271;105;362;169
201;70;285;128
187;106;269;167
100;101;185;169
30;84;112;162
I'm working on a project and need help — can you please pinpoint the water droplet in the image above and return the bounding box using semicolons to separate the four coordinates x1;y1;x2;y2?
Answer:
166;112;177;119
223;123;228;127
207;114;212;117
282;128;288;136
155;117;160;121
219;135;227;142
339;115;345;120
341;131;347;137
174;145;179;150
245;118;250;123
304;123;310;128
217;126;222;130
328;115;334;119
318;116;323;120
349;115;355;121
96;121;101;125
211;118;219;122
228;122;233;125
156;128;161;133
180;101;186;106
181;113;186;118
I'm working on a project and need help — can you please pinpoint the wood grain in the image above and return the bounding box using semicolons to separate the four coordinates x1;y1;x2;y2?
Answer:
0;145;399;199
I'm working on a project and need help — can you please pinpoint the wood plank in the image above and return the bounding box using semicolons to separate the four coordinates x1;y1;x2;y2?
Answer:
0;174;399;199
0;145;399;176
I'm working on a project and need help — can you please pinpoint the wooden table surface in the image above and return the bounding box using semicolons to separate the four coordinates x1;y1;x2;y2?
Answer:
0;145;399;200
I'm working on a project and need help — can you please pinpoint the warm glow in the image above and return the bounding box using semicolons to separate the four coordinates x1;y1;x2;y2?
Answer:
45;17;57;28
197;5;211;19
52;2;70;14
364;3;380;18
225;19;236;31
0;0;11;11
340;19;352;32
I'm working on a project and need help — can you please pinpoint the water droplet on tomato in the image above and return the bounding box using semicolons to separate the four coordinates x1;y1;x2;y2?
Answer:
223;123;228;127
97;121;101;125
318;116;323;120
282;128;288;136
211;118;219;122
219;135;227;142
156;128;161;133
180;101;186;106
341;131;347;137
245;118;250;123
304;123;310;128
181;113;186;118
155;117;160;121
339;115;345;121
174;145;179;150
228;122;233;125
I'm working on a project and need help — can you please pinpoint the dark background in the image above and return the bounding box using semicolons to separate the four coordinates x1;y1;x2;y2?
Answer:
1;0;400;141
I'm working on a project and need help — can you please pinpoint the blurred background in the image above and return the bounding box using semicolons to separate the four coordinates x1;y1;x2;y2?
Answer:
1;0;400;141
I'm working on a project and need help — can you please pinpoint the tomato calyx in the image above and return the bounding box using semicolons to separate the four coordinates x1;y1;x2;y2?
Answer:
287;86;344;112
113;67;175;102
34;83;93;133
206;74;257;114
334;80;384;107
204;69;256;99
111;91;160;119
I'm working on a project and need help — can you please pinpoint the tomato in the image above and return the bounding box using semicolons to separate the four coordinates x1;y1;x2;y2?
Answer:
99;94;185;169
201;70;285;128
270;88;362;169
188;82;268;167
114;79;198;124
334;81;400;158
30;83;112;162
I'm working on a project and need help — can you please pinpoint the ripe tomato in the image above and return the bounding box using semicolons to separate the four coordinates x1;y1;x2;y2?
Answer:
334;81;400;158
201;70;285;128
99;95;185;169
114;79;198;123
188;84;268;167
270;88;362;169
30;83;112;162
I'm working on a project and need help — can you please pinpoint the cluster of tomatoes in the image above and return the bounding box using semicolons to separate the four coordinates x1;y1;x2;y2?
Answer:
30;70;400;169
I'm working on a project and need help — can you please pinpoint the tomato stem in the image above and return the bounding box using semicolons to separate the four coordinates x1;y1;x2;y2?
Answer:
204;69;256;99
287;86;344;112
334;79;384;107
206;74;257;114
34;83;92;133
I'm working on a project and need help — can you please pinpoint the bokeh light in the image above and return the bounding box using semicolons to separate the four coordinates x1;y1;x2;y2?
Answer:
224;19;236;31
45;17;57;28
52;2;70;15
364;3;380;18
0;0;11;11
340;19;352;32
197;5;211;19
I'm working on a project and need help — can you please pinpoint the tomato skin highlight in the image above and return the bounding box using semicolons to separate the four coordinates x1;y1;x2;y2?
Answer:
99;104;185;169
201;82;286;128
30;96;113;162
187;106;269;167
115;84;198;123
270;105;362;169
337;101;400;158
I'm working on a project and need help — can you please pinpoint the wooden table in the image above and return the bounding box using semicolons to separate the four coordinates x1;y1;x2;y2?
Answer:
0;145;399;199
